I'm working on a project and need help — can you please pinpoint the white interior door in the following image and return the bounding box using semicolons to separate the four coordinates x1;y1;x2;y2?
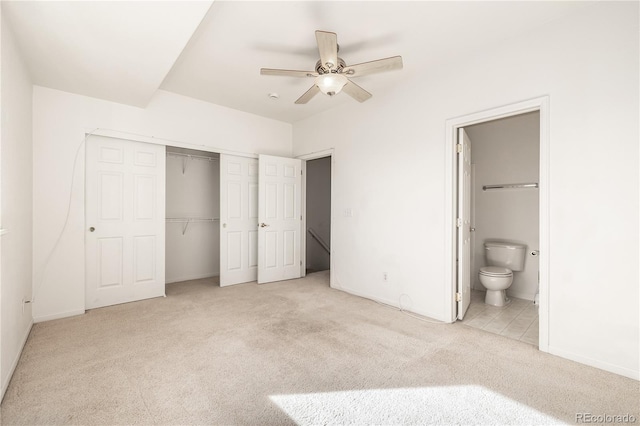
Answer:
219;154;259;286
85;136;165;309
258;155;302;284
457;128;472;319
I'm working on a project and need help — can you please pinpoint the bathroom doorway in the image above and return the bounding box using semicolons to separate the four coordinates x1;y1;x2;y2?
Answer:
445;97;550;351
459;112;540;346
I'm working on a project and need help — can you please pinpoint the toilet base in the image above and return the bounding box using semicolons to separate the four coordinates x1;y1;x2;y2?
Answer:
485;289;511;307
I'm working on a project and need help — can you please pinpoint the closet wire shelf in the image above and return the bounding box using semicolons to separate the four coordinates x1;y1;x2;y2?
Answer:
482;183;538;191
167;152;219;175
166;218;220;235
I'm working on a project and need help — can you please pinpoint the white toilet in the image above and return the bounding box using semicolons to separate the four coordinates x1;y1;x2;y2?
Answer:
479;241;526;307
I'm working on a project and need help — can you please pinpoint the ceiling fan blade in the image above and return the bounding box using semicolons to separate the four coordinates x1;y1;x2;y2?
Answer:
260;68;318;78
343;56;403;77
295;85;320;104
315;30;338;70
342;80;372;103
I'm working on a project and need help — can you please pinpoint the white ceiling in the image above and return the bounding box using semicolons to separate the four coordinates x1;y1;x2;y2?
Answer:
2;1;213;107
3;1;590;123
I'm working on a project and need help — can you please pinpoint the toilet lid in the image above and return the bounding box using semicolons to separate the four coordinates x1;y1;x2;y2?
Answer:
480;266;512;276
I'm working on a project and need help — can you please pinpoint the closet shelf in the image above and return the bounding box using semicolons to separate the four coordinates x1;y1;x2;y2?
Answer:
166;218;219;222
167;152;219;175
482;183;538;191
167;152;219;161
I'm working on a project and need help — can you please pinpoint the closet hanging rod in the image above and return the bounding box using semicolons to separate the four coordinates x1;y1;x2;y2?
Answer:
167;152;219;162
483;183;538;191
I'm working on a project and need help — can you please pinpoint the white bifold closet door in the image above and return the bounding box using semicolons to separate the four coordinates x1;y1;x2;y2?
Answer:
85;136;166;309
220;154;302;286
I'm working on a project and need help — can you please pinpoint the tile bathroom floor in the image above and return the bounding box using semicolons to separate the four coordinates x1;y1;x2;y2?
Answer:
461;289;539;346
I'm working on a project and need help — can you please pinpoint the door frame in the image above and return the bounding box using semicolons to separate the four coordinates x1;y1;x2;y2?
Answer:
296;149;334;288
444;96;550;352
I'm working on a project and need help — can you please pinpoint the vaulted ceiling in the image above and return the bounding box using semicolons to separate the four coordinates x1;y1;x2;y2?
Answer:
2;1;590;123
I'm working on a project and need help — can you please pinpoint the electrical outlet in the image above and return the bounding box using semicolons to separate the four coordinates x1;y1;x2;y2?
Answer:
21;297;31;314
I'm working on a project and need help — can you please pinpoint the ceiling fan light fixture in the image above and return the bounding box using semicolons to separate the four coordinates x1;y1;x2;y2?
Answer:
315;73;348;96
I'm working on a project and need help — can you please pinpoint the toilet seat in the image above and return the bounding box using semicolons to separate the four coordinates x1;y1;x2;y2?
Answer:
480;266;512;277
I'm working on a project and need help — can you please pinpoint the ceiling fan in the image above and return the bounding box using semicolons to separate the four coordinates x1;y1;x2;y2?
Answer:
260;30;403;104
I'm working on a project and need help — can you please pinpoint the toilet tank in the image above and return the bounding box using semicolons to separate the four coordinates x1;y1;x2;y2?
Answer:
484;241;527;271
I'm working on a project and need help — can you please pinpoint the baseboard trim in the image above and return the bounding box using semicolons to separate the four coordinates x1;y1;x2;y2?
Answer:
506;290;535;302
548;345;639;381
165;273;219;284
33;308;85;323
1;319;33;402
331;284;449;323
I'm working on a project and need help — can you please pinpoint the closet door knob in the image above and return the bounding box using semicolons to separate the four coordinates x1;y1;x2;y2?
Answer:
259;223;269;228
89;227;95;232
222;223;227;228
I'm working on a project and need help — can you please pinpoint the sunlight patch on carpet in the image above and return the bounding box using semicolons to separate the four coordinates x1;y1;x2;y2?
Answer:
270;386;564;425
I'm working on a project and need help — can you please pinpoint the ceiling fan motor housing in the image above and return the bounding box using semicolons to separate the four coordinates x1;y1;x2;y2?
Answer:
316;58;346;75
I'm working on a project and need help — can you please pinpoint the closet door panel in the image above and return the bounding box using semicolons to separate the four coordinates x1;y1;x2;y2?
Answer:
86;136;165;309
220;154;258;286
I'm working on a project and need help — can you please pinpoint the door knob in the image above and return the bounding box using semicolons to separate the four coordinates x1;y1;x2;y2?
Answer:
89;227;95;232
259;223;269;228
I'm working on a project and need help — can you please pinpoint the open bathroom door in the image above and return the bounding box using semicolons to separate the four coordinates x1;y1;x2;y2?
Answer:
457;128;472;319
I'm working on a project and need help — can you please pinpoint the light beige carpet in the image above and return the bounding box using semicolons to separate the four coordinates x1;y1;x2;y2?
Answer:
1;271;638;425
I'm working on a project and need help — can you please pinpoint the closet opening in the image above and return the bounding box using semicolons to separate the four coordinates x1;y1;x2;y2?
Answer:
165;147;220;287
304;156;331;276
85;135;308;307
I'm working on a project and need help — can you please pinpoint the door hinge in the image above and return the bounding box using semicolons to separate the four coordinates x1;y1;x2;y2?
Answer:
456;292;462;302
456;217;462;228
300;261;302;266
456;143;462;153
300;215;302;220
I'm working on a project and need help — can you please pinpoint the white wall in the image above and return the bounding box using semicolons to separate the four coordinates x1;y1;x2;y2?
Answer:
1;11;33;398
305;157;331;272
293;3;639;379
166;148;220;283
466;112;540;301
32;87;291;322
